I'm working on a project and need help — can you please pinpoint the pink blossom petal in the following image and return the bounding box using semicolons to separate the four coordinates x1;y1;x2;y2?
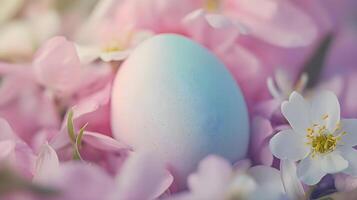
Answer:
33;143;59;183
0;140;15;161
187;155;233;199
83;131;131;151
225;0;318;47
50;162;115;200
115;152;173;200
33;36;83;95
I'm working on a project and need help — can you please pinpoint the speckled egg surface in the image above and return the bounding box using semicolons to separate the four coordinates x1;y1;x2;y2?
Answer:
111;34;249;187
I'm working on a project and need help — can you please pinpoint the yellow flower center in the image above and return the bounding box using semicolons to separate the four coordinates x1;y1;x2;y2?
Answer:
306;115;346;157
309;133;338;154
204;0;221;12
102;43;123;53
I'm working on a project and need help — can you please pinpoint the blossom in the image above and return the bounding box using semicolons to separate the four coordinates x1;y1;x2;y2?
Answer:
168;155;288;200
270;90;357;185
75;0;154;63
267;69;309;102
183;0;248;34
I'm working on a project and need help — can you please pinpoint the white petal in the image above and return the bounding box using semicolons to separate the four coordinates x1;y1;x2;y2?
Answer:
0;140;15;161
269;129;309;161
341;119;357;147
33;143;59;183
115;152;173;200
187;155;233;198
297;156;326;185
205;14;232;28
247;166;285;200
75;44;101;64
320;152;348;173
182;9;205;24
280;160;305;200
99;49;131;62
341;147;357;177
281;91;310;134
310;90;340;132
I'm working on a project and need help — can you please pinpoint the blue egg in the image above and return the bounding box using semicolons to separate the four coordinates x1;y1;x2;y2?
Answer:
111;34;249;188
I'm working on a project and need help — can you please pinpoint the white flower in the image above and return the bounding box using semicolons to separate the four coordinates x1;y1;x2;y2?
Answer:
267;69;308;101
270;91;357;185
183;0;248;33
74;0;153;63
168;156;287;200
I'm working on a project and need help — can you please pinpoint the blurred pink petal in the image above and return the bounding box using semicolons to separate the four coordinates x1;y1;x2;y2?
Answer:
224;0;318;47
33;36;83;95
187;155;232;198
250;116;274;166
0;140;16;160
335;174;357;192
114;152;173;200
83;131;131;151
33;143;59;183
115;0;198;33
49;162;115;200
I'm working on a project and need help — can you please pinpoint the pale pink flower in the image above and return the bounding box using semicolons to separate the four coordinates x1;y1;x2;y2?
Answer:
168;155;291;200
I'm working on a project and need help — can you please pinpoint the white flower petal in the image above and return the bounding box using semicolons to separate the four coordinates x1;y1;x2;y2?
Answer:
75;44;101;64
320;152;348;174
281;92;310;134
0;140;15;161
182;9;205;24
115;152;173;200
269;129;309;161
297;156;326;185
310;90;340;132
341;119;357;147
33;143;59;183
99;49;131;62
280;160;305;200
205;14;232;28
247;166;285;200
340;147;357;177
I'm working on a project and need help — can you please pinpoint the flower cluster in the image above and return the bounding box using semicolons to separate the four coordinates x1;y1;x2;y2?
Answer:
0;0;357;199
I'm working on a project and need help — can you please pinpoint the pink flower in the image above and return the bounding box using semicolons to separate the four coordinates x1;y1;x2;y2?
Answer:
0;63;60;142
168;155;288;200
47;83;130;174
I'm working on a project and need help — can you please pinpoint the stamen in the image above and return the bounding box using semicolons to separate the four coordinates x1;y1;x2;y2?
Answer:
306;122;347;156
204;0;220;12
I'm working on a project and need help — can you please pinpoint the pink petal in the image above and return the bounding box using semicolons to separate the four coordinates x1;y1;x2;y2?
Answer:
83;131;131;151
225;0;318;47
115;152;173;200
33;36;83;95
0;140;15;161
33;143;59;183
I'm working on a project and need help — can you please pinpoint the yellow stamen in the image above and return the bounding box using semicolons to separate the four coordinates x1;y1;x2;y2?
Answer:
306;122;347;156
204;0;220;12
322;114;329;120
